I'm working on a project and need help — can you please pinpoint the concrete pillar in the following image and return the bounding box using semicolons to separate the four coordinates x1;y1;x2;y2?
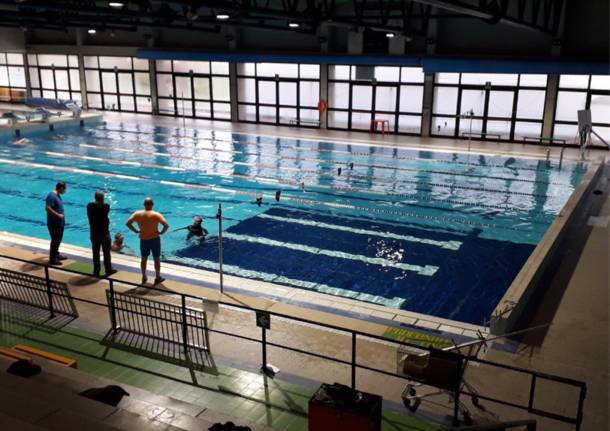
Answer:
542;74;559;138
229;62;238;122
75;29;88;108
148;60;158;115
23;52;31;98
347;30;363;55
421;73;434;137
319;63;328;129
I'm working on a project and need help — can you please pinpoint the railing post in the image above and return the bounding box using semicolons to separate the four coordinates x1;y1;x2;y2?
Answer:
217;203;224;294
528;374;537;411
262;326;267;372
351;332;356;389
44;266;55;318
575;384;587;431
181;295;188;355
109;279;117;333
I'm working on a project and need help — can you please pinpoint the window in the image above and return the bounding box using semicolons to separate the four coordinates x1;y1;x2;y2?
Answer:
0;52;26;102
236;63;320;126
554;75;610;146
431;72;547;141
84;56;151;113
327;65;424;134
156;59;230;120
28;53;81;102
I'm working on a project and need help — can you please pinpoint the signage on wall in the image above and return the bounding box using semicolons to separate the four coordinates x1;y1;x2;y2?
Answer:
256;311;271;329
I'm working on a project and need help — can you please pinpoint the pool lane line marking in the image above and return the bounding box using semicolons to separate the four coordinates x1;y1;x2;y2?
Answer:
86;138;553;185
75;142;559;200
170;255;407;308
0;157;537;232
255;213;462;251
45;151;187;172
77;143;543;211
221;232;439;276
96;126;571;173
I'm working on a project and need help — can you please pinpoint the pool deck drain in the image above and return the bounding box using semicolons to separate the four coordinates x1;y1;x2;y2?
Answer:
0;230;487;340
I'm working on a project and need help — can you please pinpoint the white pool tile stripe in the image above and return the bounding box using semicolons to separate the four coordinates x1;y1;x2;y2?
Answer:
221;232;439;276
174;256;407;308
256;213;462;250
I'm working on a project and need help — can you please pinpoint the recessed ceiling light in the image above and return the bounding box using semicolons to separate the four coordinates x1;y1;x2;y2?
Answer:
385;32;395;38
109;2;124;7
288;22;299;28
216;14;230;20
88;28;97;34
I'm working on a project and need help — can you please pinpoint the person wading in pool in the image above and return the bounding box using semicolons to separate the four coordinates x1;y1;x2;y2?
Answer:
87;191;117;278
126;197;169;285
45;181;68;265
173;215;208;243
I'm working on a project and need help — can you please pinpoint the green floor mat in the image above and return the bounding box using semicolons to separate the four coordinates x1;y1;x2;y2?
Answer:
64;261;106;276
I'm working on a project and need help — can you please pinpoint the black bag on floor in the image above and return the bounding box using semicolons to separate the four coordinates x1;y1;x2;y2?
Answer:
209;422;252;431
79;385;130;406
6;359;41;378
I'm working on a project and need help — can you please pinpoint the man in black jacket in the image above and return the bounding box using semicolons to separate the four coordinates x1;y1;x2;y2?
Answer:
87;191;117;277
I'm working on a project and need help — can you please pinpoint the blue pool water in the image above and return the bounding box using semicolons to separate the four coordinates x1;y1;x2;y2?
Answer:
0;121;587;325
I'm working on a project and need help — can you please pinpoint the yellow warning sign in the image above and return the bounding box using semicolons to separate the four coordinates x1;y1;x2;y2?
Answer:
382;326;453;350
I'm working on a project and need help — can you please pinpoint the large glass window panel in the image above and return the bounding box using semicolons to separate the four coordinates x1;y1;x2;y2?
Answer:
104;94;119;110
120;95;135;111
42;90;56;99
553;123;577;140
279;82;297;106
238;63;255;76
351;112;372;130
435;73;459;84
132;58;149;70
257;63;297;78
0;67;8;86
591;126;610;144
213;102;231;119
329;65;350;80
487;91;514;118
517;90;545;119
118;73;133;93
300;64;319;79
398;115;422;133
352;85;373;110
175;76;192;98
134;72;150;95
156;74;173;97
590;95;610;124
486;120;512;139
84;56;98;68
68;56;78;68
433;87;458;115
460;89;485;116
38;54;67;67
102;72;117;93
432;117;456;136
239;104;257;121
86;70;101;92
401;67;424;83
559;75;589;89
136;96;152;113
328;110;348;128
27;54;37;66
519;74;547;87
6;53;23;65
238;78;256;103
329;83;349;109
514;121;542;138
458;118;483;136
194;77;211;100
375;86;397;111
99;56;132;69
156;60;172;72
259;106;277;122
461;73;518;86
300;109;319;121
212;77;230;101
555;91;587;121
57;91;70;99
258;81;276;104
590;75;610;90
195;101;211;117
28;68;40;88
69;69;80;91
87;93;102;108
399;85;423;113
299;81;319;107
158;98;175;114
374;67;399;82
40;69;55;89
279;107;297;123
211;62;229;75
55;70;70;90
8;67;25;87
173;60;204;73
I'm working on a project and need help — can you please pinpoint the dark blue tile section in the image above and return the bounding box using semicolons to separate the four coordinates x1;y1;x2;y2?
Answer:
171;207;535;325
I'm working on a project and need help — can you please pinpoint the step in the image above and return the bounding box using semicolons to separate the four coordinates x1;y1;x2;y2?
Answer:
0;346;33;363
13;343;78;368
0;411;46;431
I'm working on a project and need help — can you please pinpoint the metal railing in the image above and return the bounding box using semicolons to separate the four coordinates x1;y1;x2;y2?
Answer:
0;253;587;429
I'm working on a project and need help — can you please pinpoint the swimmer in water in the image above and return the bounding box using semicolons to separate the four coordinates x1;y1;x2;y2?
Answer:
13;138;31;145
111;232;134;254
52;134;66;140
174;216;208;242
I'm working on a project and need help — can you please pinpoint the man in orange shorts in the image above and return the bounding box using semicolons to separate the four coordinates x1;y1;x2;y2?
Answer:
126;197;169;285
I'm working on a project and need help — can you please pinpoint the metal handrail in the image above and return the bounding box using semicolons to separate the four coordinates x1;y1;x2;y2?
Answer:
0;253;587;429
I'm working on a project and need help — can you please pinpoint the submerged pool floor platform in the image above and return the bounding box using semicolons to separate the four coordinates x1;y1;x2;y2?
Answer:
172;206;535;325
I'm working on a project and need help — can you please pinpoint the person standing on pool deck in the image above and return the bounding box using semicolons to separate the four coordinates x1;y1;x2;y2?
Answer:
87;191;117;278
45;181;67;265
126;197;169;285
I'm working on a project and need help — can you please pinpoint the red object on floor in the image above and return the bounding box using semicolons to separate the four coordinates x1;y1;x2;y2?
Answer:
308;383;382;431
370;119;390;136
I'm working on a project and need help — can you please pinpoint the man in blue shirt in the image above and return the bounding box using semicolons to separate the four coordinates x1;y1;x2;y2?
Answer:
45;181;67;265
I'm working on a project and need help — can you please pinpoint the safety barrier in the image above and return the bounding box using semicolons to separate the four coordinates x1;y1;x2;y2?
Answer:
0;253;587;429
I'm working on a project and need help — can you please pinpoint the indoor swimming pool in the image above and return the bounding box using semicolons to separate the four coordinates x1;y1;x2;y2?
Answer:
0;122;588;325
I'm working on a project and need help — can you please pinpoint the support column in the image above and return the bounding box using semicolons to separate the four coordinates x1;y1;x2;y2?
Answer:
542;74;559;138
229;62;239;122
347;29;363;55
23;52;31;98
75;29;88;108
421;73;434;137
319;63;328;129
149;60;158;115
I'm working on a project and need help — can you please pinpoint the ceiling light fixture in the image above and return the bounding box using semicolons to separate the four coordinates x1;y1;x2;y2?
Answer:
288;22;299;28
108;2;124;7
88;28;97;34
216;13;230;20
385;32;395;38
